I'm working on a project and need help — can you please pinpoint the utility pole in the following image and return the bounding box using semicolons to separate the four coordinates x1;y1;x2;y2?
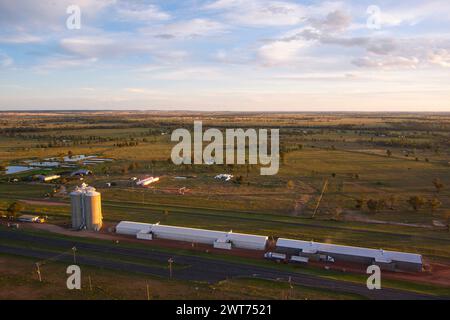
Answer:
88;275;93;291
72;246;77;264
35;263;42;282
168;258;174;280
312;179;328;218
288;276;293;300
146;283;150;300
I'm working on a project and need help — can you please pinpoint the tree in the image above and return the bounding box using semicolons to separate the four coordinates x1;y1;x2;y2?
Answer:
7;202;24;219
287;180;295;190
428;198;442;212
407;196;426;211
432;178;444;193
367;199;386;213
355;198;365;209
387;195;398;210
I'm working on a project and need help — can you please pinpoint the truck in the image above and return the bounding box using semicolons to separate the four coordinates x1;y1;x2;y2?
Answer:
264;252;286;262
290;255;309;264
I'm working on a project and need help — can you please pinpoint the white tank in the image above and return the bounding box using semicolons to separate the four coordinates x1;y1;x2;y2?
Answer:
70;185;103;231
84;189;103;231
70;189;83;230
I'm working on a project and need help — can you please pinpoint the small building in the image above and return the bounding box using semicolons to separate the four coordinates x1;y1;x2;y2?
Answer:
214;174;233;181
17;215;44;223
275;238;423;272
35;174;61;182
71;169;92;177
136;176;160;187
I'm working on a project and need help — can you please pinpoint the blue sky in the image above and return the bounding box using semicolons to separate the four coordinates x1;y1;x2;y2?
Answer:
0;0;449;111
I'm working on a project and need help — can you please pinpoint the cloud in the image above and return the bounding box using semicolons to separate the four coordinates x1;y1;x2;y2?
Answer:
0;34;42;44
60;34;156;59
308;10;352;32
0;52;13;67
428;49;450;68
352;56;420;70
142;19;227;39
258;39;307;66
0;0;113;30
34;55;98;70
204;0;306;26
114;1;171;22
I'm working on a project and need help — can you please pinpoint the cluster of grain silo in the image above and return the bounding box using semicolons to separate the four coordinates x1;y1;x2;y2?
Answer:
70;184;103;231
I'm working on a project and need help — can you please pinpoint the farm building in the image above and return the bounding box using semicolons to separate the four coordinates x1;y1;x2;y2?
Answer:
136;176;160;186
275;238;423;272
116;221;268;250
35;174;61;182
17;215;44;223
71;169;92;177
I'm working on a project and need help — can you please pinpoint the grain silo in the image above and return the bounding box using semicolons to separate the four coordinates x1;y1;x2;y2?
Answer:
70;184;103;231
70;188;83;230
84;188;103;231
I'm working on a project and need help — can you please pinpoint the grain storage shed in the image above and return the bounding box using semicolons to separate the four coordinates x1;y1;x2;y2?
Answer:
275;238;422;272
115;221;268;250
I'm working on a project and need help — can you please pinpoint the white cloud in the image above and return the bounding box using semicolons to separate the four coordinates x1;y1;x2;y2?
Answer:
35;55;98;70
0;52;13;67
258;40;307;66
204;0;306;26
0;34;42;44
143;19;227;39
0;0;114;29
115;2;171;22
60;34;157;59
428;49;450;68
352;56;420;70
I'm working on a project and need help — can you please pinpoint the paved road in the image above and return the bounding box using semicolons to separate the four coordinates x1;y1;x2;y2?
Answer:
0;229;441;300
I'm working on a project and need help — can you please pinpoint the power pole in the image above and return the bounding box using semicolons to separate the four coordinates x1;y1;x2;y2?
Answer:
312;179;328;218
168;258;174;280
146;283;150;300
72;246;77;264
35;263;42;282
88;275;93;291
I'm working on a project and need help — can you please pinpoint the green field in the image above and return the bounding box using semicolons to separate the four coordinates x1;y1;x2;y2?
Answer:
1;111;449;299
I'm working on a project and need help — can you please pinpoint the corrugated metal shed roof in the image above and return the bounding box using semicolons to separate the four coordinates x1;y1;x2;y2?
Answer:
276;238;422;264
116;221;268;246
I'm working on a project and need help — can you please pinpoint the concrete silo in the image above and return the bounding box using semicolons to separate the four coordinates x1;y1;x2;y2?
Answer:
70;188;83;230
84;188;103;231
70;184;103;231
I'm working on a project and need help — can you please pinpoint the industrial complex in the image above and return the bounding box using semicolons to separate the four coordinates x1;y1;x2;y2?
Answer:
66;184;423;273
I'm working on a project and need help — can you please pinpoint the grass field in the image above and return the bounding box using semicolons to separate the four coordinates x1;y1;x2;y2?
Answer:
1;111;449;298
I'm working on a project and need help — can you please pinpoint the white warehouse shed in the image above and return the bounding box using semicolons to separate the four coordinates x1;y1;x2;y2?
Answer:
276;238;423;272
116;221;268;250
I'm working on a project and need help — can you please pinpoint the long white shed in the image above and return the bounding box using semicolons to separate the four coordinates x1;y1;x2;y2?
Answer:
276;238;423;272
115;221;268;250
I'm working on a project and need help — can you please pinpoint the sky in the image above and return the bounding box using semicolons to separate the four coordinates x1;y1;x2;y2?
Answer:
0;0;449;112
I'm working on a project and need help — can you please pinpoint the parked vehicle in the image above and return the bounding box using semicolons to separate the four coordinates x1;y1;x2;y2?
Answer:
264;252;286;262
